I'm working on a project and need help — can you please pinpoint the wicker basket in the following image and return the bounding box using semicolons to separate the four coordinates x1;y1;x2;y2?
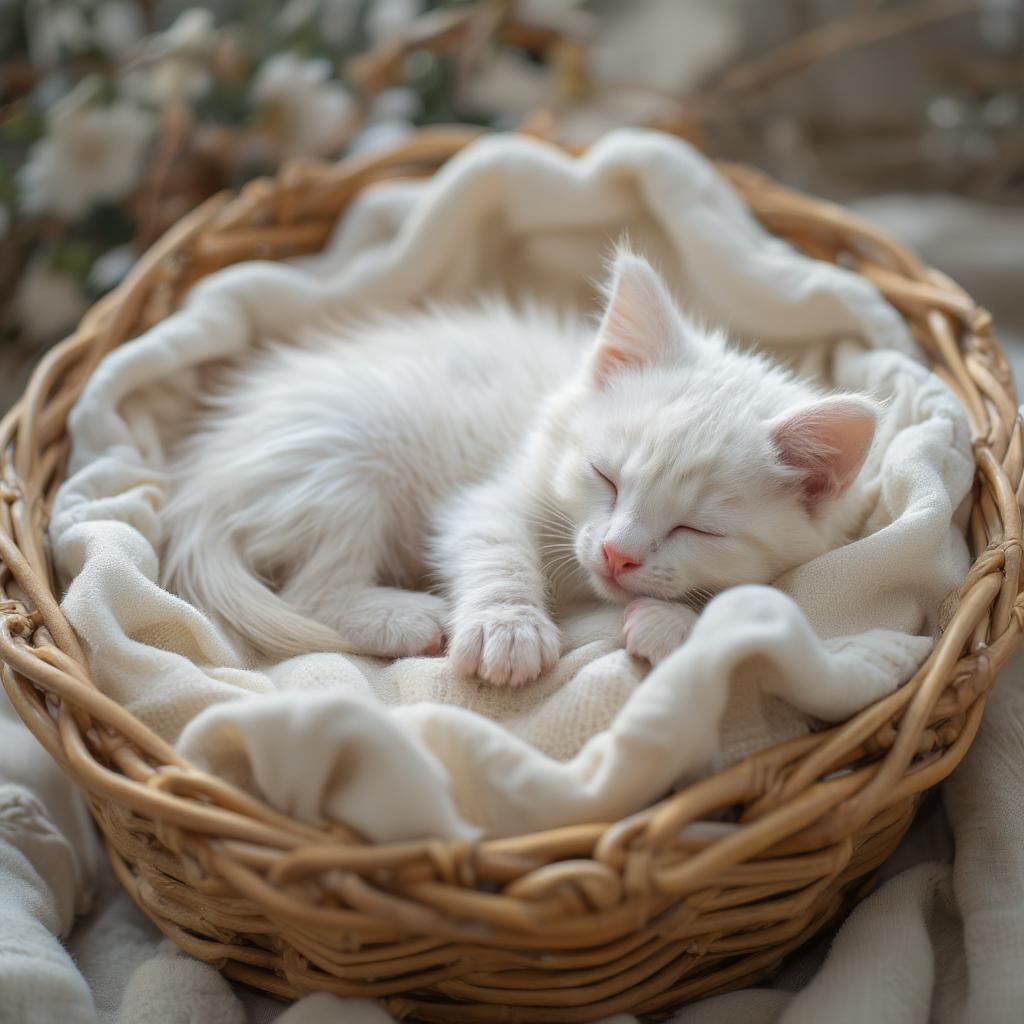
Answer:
1;127;1021;1023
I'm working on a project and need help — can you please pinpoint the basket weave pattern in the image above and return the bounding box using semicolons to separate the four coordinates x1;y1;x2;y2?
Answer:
1;129;1021;1022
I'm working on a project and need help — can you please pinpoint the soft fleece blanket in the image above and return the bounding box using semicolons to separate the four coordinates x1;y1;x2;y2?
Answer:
46;129;972;844
3;650;1023;1024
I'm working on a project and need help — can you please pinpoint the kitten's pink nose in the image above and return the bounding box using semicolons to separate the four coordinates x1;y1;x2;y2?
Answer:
603;542;643;577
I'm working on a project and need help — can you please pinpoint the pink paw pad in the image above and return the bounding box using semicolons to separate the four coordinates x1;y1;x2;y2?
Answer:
421;632;445;657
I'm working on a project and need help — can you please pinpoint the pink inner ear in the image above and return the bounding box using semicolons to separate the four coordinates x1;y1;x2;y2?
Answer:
593;341;643;381
591;249;680;387
772;397;877;515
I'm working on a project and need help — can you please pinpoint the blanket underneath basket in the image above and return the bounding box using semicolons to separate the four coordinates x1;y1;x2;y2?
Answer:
50;130;973;841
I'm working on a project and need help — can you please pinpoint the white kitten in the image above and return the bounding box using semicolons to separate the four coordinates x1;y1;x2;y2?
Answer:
162;248;878;685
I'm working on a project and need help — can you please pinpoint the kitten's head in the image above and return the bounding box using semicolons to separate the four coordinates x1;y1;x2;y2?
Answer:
547;248;878;605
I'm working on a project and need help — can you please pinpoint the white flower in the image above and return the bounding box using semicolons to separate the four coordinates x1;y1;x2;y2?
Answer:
467;0;742;141
277;0;311;31
513;0;595;36
347;118;413;156
277;0;359;43
25;0;146;67
19;83;153;219
579;0;741;138
13;258;88;344
140;58;212;105
320;0;361;45
129;7;216;106
146;7;216;60
589;0;740;97
93;1;146;58
87;243;137;293
343;85;418;159
368;87;422;123
459;50;553;120
119;62;211;108
251;53;355;159
25;1;89;68
364;0;423;44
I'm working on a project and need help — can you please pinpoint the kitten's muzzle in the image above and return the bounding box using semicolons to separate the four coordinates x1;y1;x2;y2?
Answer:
602;542;643;578
593;542;645;601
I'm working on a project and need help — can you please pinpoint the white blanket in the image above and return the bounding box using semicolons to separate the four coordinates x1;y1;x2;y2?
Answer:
49;129;973;842
5;652;1023;1024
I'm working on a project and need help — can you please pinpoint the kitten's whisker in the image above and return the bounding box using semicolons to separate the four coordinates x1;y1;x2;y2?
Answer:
543;553;579;574
544;553;584;591
524;511;574;534
551;559;588;593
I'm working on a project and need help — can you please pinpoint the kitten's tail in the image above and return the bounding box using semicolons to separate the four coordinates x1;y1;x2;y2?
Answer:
163;527;355;661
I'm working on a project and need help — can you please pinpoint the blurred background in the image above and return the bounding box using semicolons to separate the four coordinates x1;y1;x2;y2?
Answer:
1;0;1022;411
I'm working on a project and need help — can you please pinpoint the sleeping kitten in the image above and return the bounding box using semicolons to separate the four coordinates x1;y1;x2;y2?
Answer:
162;248;878;686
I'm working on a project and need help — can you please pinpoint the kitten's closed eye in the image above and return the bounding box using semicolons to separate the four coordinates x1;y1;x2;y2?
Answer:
671;524;723;538
591;463;617;496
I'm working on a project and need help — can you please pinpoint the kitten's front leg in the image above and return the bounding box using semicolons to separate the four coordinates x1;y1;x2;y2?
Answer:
440;485;559;687
623;598;699;665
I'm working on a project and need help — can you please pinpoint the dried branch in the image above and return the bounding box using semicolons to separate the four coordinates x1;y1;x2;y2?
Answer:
708;0;982;96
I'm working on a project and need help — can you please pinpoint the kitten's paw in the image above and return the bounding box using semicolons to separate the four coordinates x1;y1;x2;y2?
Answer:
450;604;560;686
343;591;446;658
623;598;699;665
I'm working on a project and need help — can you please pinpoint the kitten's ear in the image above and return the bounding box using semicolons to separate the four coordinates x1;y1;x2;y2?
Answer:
771;395;878;515
591;249;683;387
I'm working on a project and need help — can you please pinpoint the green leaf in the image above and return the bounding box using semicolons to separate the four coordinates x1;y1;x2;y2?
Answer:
0;0;29;61
0;110;46;144
78;203;136;244
50;240;97;281
0;159;16;204
197;83;251;123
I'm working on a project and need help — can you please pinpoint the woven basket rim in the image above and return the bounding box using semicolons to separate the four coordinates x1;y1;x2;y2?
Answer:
1;125;1021;1020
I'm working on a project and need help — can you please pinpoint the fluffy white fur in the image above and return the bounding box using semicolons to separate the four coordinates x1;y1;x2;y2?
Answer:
162;250;879;685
